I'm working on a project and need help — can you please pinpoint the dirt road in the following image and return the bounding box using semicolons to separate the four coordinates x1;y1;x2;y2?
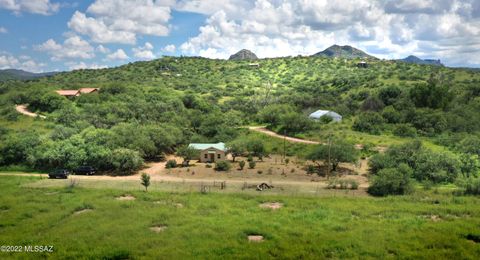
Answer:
0;172;369;189
15;105;46;119
248;126;321;144
248;126;388;153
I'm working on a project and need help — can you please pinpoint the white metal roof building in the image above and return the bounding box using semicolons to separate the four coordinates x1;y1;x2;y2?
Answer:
308;110;342;122
188;142;226;151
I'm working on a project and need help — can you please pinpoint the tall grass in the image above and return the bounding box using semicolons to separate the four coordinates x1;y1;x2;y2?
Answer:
0;175;479;259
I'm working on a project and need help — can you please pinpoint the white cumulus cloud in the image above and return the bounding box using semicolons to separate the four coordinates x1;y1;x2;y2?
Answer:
178;0;480;67
0;54;46;72
35;35;95;60
68;0;174;44
65;61;108;70
106;49;129;60
96;44;110;54
133;42;156;60
162;44;176;53
0;0;60;15
0;27;7;33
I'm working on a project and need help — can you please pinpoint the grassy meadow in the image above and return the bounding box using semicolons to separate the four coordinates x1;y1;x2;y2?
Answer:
1;175;479;259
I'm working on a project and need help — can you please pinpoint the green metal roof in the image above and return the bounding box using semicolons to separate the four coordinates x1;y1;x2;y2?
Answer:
188;142;226;151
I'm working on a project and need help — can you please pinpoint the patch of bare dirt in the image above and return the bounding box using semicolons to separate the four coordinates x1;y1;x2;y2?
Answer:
15;104;46;118
116;195;136;201
248;126;320;144
150;225;168;233
259;202;283;210
73;209;93;215
423;214;442;222
153;201;183;208
248;235;264;242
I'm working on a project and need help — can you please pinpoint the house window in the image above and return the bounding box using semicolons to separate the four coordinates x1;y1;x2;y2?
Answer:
204;154;208;159
217;154;221;159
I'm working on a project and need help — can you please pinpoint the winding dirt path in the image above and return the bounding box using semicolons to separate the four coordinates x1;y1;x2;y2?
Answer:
15;105;46;119
248;126;387;153
248;126;321;144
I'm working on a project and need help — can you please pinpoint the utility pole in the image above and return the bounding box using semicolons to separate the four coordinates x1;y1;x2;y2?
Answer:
327;134;332;179
283;129;286;163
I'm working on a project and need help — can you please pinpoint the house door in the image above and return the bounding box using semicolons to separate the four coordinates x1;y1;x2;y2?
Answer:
209;153;215;162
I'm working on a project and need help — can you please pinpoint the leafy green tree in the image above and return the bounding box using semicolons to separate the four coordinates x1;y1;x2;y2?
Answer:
238;160;246;170
227;140;247;162
140;173;151;192
278;112;312;135
378;85;401;106
459;154;479;178
0;131;40;166
246;139;266;160
166;160;177;169
382;106;402;124
29;92;66;113
111;148;144;175
258;104;296;127
53;104;81;127
458;136;480;156
411;108;447;136
413;151;460;183
361;96;385;111
409;80;453;109
248;160;256;169
353;112;385;134
393;124;417;137
307;140;358;173
177;145;197;166
214;161;231;171
368;164;413;196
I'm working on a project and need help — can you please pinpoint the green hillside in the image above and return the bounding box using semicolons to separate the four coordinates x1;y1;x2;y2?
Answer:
1;55;479;178
0;69;58;82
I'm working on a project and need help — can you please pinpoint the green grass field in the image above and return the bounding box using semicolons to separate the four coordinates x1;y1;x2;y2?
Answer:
1;175;479;259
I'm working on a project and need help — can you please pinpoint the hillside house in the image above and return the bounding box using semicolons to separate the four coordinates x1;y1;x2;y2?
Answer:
55;90;80;98
56;88;99;97
79;88;99;94
357;61;368;68
309;110;342;122
188;142;227;163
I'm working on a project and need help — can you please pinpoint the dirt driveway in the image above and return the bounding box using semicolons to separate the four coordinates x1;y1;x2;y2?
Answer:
15;104;46;119
248;126;321;144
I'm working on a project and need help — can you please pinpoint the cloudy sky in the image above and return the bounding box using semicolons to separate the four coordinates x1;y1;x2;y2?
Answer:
0;0;479;72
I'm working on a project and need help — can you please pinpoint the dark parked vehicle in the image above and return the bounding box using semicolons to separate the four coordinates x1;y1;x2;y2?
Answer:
49;169;69;179
74;166;96;175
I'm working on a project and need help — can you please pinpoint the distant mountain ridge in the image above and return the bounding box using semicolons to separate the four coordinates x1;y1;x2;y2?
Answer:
398;55;443;66
0;69;58;81
313;45;377;59
229;49;258;60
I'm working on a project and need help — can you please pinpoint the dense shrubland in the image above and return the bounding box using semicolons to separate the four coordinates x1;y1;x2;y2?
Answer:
0;56;479;184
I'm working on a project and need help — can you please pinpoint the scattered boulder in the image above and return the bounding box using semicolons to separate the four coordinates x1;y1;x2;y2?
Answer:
153;201;183;208
150;225;168;233
248;235;264;242
116;195;136;201
259;202;283;210
73;209;93;215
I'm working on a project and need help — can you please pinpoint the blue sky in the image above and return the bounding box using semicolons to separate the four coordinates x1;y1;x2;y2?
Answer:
0;0;479;72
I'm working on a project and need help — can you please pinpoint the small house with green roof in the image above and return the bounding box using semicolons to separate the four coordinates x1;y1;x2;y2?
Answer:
188;142;227;163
